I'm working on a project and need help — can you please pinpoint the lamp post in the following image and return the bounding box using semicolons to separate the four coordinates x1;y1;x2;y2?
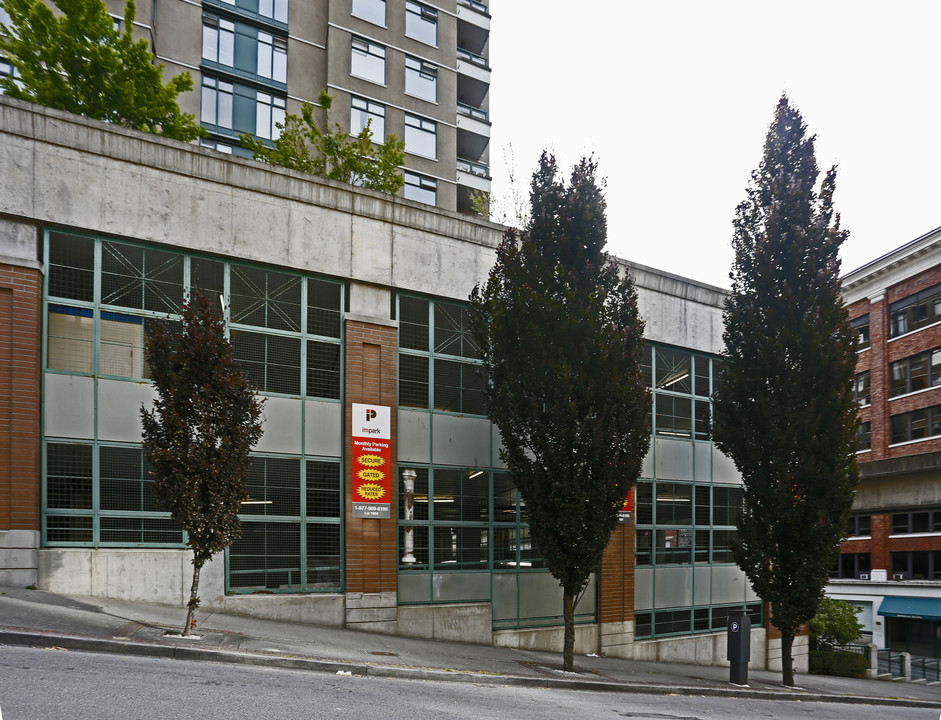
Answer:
401;468;417;564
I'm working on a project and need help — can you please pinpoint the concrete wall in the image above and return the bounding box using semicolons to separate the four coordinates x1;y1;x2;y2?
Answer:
631;626;768;670
0;530;39;587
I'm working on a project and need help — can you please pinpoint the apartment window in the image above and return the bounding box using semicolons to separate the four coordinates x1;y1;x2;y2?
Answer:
403;171;437;206
890;348;941;397
404;113;436;158
857;422;871;451
257;32;288;83
0;56;21;92
351;36;385;84
405;55;436;101
854;371;871;406
890;404;941;444
200;138;234;154
892;509;941;534
350;96;385;138
405;1;437;46
891;551;941;580
889;283;941;338
202;15;235;65
398;296;485;415
255;91;286;139
201;77;234;128
846;515;871;537
351;0;385;25
851;315;870;349
830;552;871;579
257;0;288;23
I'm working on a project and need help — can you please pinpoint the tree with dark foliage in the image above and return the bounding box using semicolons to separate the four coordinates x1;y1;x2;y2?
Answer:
712;96;859;687
470;152;650;672
142;289;263;635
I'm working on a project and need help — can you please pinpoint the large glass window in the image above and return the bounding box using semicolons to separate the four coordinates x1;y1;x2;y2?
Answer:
351;36;385;84
405;1;437;45
854;371;870;406
890;348;941;397
202;15;235;66
351;0;385;25
647;345;713;441
405;55;436;101
398;296;485;415
851;315;870;349
350;96;385;138
889;284;941;338
404;113;436;159
890;404;941;444
403;171;437;206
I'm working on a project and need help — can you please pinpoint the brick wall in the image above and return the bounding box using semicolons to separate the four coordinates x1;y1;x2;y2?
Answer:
598;522;635;623
343;320;398;594
0;264;42;531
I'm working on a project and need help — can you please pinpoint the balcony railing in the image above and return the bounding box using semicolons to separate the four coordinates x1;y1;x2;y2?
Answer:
457;157;489;178
458;0;488;14
457;101;488;123
457;47;488;69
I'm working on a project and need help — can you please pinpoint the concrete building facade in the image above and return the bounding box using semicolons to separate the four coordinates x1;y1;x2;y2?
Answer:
0;94;795;668
829;227;941;658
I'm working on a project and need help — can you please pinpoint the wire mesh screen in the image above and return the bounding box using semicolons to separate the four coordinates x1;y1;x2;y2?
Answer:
399;295;429;350
46;443;93;509
399;354;429;408
399;524;429;569
433;526;488;570
229;521;301;590
101;241;184;314
433;359;486;414
306;340;341;399
434;302;479;359
305;523;341;588
46;515;93;543
190;258;225;299
100;517;184;545
493;473;517;522
306;460;341;518
243;457;301;517
231;329;301;395
48;232;94;302
47;306;94;373
308;278;342;338
99;312;146;378
433;469;488;522
230;265;302;332
99;446;158;512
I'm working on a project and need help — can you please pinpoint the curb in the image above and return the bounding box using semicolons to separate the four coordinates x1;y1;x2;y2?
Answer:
2;629;941;710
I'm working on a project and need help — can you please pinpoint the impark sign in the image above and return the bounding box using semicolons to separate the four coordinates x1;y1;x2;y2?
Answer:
351;403;391;519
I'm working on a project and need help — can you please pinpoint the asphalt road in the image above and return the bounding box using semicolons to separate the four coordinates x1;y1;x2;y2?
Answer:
0;645;938;720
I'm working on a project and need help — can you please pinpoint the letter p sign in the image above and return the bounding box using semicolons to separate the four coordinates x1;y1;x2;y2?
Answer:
365;409;377;422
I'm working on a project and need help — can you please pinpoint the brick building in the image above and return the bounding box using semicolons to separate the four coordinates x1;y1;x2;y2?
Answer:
829;226;941;658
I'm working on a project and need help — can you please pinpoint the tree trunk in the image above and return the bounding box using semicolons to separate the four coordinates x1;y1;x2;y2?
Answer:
562;589;575;672
183;555;202;637
780;629;794;687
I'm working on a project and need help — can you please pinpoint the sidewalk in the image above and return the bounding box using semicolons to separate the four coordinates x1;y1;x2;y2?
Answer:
1;585;940;708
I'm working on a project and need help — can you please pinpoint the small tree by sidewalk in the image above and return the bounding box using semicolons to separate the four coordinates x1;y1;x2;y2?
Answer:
809;597;863;651
141;288;263;635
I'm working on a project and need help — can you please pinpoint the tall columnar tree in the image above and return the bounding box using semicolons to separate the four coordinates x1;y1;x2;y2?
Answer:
0;0;203;141
712;96;859;687
142;289;264;636
470;152;651;672
240;90;405;195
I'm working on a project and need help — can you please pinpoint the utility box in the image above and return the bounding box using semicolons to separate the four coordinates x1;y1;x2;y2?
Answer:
727;610;751;685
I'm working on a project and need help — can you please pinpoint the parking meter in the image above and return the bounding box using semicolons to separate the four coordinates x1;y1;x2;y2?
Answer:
727;610;751;685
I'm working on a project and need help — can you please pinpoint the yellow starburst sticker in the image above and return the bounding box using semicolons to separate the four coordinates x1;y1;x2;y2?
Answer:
357;483;386;500
357;468;386;483
357;453;385;468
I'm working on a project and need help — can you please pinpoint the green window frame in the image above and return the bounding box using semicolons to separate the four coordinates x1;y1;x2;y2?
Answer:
643;344;714;441
635;603;762;639
397;295;486;416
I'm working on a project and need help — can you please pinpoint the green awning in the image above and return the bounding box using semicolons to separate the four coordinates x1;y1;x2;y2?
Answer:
878;596;941;621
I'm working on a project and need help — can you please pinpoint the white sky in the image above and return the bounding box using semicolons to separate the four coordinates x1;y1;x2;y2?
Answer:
488;1;941;289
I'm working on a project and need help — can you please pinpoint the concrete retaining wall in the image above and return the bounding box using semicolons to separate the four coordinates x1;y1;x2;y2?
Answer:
0;530;39;587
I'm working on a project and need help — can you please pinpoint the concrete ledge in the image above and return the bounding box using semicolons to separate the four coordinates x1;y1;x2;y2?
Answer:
493;624;599;654
346;607;397;624
221;593;344;627
397;602;492;644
